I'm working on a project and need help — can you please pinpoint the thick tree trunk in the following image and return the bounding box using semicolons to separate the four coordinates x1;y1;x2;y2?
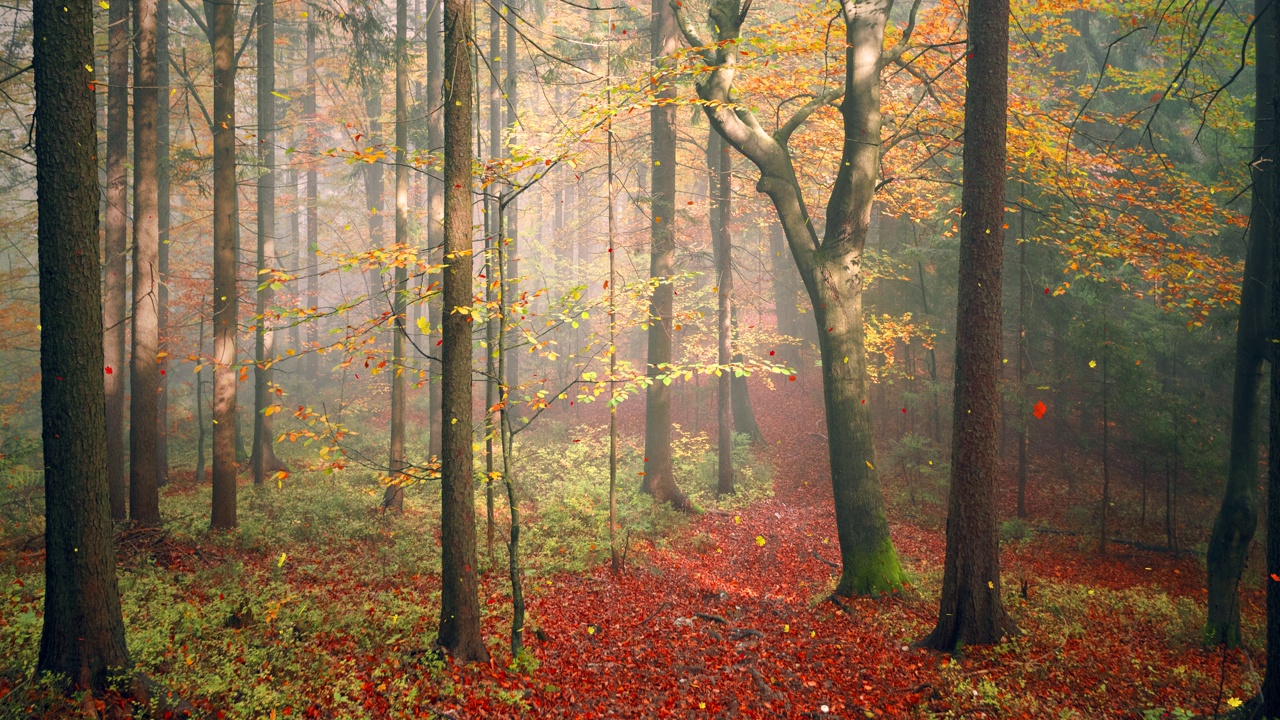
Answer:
1206;0;1276;648
710;131;734;497
438;0;489;662
207;0;239;529
104;0;129;521
33;0;133;687
427;0;444;459
156;0;171;488
384;0;409;512
130;0;163;526
641;0;687;508
920;0;1015;649
1264;47;1280;709
731;348;764;444
253;0;285;486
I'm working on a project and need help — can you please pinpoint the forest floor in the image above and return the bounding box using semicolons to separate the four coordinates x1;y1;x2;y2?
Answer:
0;378;1267;719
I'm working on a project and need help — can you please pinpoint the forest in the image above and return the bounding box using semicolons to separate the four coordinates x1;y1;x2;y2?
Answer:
0;0;1277;715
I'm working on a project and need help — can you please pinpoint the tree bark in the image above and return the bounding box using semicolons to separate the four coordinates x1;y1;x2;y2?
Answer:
438;0;489;662
33;0;133;687
710;131;734;497
427;0;444;458
920;0;1015;650
1206;0;1276;648
130;0;163;526
641;0;687;508
253;0;285;486
1263;41;1280;709
504;0;520;411
384;0;409;512
207;0;239;529
304;15;320;377
156;0;172;489
104;0;130;521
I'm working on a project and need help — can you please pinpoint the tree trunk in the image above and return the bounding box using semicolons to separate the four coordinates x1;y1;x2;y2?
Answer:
1206;0;1276;648
304;15;320;377
920;0;1015;649
641;0;687;508
710;131;734;497
104;0;129;521
1016;217;1028;519
363;85;386;303
33;0;133;687
438;0;489;662
504;0;520;408
1099;323;1110;554
384;0;409;512
207;0;239;530
426;0;444;459
196;317;207;484
156;0;172;489
1263;39;1280;708
253;0;285;486
129;0;163;526
769;221;803;369
485;0;502;558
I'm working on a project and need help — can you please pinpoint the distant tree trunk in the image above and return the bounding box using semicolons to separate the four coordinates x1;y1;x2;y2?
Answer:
32;0;133;687
384;0;409;512
426;0;444;459
253;0;285;486
731;349;764;444
920;0;1015;649
196;317;207;484
641;0;687;508
710;131;734;497
1206;0;1276;648
769;222;802;369
304;16;320;377
1099;323;1110;553
207;0;239;529
288;168;301;353
156;0;172;488
104;0;129;521
129;0;162;526
484;0;502;558
504;0;520;407
438;0;489;662
1016;215;1028;519
363;85;385;302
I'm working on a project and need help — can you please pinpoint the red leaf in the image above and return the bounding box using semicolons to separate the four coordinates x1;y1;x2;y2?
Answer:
1032;401;1047;420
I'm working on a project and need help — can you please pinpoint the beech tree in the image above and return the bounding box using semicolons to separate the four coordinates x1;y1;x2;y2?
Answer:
673;0;908;594
104;0;129;520
32;0;132;689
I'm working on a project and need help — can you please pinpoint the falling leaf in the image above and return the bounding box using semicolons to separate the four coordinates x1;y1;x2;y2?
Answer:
1089;360;1097;368
1032;401;1047;420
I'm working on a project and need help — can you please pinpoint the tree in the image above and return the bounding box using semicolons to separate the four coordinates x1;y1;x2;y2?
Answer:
919;0;1016;650
252;0;286;485
640;0;688;509
709;130;733;497
104;0;129;520
207;0;240;529
304;13;320;378
384;0;409;511
438;0;489;662
1205;0;1277;648
129;0;163;525
426;0;444;459
32;0;132;688
503;0;521;408
673;0;907;594
156;0;172;488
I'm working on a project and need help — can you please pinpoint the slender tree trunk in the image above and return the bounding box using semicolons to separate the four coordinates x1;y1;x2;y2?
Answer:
207;0;239;529
484;0;502;559
104;0;130;521
129;0;162;526
253;0;284;485
288;168;301;353
1206;0;1276;648
156;0;171;488
304;15;320;377
1016;213;1028;519
33;0;133;687
427;0;444;458
730;346;764;444
769;221;803;368
196;317;207;484
1099;323;1111;553
363;86;385;303
710;131;734;496
504;0;520;409
607;82;620;571
920;0;1015;649
641;0;686;508
438;0;489;662
384;0;409;512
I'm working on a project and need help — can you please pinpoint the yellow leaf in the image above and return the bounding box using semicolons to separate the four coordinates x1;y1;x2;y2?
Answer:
865;460;874;469
278;552;287;567
755;536;766;546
